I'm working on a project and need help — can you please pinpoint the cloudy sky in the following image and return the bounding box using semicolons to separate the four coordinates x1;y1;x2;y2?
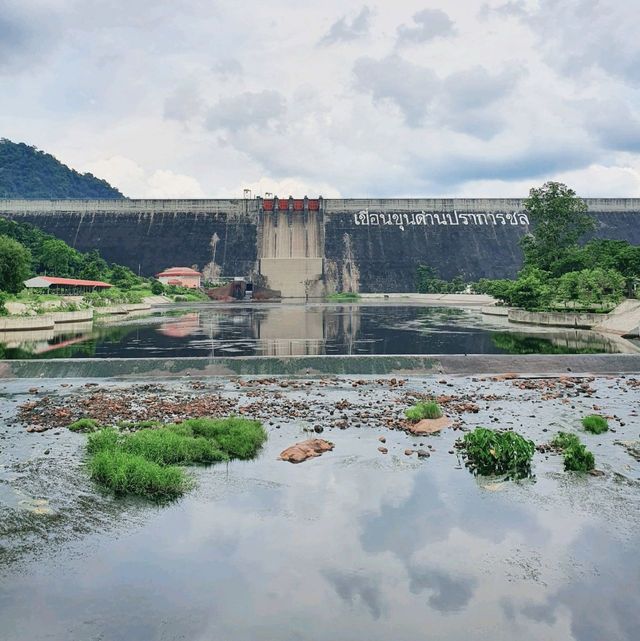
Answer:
2;0;639;198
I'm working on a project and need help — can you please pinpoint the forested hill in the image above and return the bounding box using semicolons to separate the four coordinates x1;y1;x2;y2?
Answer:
0;139;124;199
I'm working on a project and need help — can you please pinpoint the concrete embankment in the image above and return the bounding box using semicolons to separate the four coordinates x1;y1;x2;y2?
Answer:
2;353;640;379
496;300;640;337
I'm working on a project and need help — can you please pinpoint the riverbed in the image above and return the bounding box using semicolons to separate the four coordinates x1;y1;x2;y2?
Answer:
1;374;639;641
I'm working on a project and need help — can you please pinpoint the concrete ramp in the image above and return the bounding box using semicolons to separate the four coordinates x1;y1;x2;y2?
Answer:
594;299;640;337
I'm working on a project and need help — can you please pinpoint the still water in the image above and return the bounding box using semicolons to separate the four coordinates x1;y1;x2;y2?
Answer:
0;304;630;358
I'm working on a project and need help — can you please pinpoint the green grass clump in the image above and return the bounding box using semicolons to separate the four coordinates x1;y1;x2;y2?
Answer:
551;431;581;451
122;428;228;465
550;431;595;472
84;416;267;499
68;418;101;432
581;414;609;434
175;417;267;459
327;292;361;301
404;401;443;422
89;449;186;499
460;427;535;479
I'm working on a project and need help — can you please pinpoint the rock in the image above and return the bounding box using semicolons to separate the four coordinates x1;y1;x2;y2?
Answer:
404;449;414;456
313;425;324;434
406;416;453;435
378;436;386;443
417;449;430;458
279;438;334;463
28;388;39;394
378;446;388;454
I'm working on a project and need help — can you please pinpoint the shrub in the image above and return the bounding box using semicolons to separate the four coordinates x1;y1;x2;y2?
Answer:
581;414;609;434
460;427;535;479
89;449;186;499
404;401;443;422
68;417;101;432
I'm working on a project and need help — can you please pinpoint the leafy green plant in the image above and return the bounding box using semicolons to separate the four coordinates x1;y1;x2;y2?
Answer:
68;417;101;432
581;414;609;434
550;431;596;472
459;427;535;479
404;401;443;422
563;443;595;472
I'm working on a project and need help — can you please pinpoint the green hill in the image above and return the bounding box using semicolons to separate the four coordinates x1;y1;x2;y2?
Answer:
0;139;124;199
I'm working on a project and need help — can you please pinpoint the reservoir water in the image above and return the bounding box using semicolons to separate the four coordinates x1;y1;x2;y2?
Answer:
0;304;631;359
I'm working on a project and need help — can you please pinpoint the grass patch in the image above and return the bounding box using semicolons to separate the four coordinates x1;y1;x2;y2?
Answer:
68;418;101;432
404;401;443;422
459;427;535;479
174;417;268;459
581;414;609;434
85;416;267;499
89;450;187;499
551;431;595;472
326;292;361;302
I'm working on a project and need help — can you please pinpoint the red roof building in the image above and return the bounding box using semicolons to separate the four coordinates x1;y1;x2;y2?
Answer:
24;276;112;291
156;267;202;289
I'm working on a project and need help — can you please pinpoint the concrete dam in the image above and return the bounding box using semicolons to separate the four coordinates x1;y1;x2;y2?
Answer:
2;197;640;297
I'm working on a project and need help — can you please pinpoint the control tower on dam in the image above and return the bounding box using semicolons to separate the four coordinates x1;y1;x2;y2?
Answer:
2;197;640;297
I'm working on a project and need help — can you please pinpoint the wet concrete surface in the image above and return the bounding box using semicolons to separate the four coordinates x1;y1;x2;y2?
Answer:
1;375;639;641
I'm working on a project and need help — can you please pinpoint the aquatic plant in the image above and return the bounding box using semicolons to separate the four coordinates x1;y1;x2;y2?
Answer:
89;449;187;499
459;427;535;479
563;443;595;472
404;401;443;422
581;414;609;434
68;417;101;432
85;417;267;499
550;431;595;472
175;417;268;459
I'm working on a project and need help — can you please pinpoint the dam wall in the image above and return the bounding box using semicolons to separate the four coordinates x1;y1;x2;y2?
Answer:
2;198;640;295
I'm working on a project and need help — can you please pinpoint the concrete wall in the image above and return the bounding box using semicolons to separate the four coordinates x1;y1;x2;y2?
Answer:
3;198;640;294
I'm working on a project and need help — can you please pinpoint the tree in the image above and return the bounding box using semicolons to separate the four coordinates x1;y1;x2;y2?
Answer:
557;268;625;309
521;182;596;272
79;249;109;280
151;279;165;295
38;238;82;276
109;264;139;289
0;235;32;293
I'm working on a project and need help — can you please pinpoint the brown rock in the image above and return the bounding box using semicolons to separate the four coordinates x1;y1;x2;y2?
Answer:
406;416;453;435
378;436;386;443
378;446;388;454
279;439;334;464
404;449;414;456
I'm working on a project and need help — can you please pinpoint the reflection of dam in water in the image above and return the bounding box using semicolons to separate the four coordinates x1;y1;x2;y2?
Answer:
2;305;637;359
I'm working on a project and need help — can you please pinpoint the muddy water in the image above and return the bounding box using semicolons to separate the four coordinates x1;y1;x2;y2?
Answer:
0;304;632;359
1;376;639;641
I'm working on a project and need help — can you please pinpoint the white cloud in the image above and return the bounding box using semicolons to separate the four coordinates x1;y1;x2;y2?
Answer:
2;0;640;198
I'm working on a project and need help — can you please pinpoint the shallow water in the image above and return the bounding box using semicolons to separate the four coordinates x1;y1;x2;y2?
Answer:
1;376;639;641
0;304;630;359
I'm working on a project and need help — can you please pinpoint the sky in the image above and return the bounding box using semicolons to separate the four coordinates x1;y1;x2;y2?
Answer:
1;0;640;198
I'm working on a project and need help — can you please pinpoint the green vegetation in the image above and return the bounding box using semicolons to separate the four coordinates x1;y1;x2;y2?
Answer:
89;450;187;499
551;431;596;472
420;181;640;312
416;265;467;294
459;427;535;479
491;333;608;355
327;292;361;301
0;139;124;199
68;418;101;432
84;417;267;499
0;235;31;293
581;414;609;434
404;401;443;421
